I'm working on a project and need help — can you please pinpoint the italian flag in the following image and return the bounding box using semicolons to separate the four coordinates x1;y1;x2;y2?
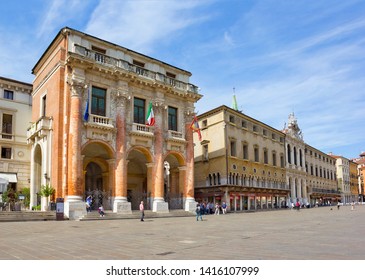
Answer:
146;101;155;126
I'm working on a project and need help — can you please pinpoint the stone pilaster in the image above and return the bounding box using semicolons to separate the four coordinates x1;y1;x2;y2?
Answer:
184;113;196;211
114;90;132;213
152;101;169;212
65;80;87;220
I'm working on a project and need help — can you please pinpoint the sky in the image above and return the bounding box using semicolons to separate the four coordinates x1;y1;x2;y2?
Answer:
0;0;364;159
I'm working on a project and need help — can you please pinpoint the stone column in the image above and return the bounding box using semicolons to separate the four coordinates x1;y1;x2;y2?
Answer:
152;102;169;212
113;88;132;213
64;81;86;220
184;113;196;211
146;163;154;210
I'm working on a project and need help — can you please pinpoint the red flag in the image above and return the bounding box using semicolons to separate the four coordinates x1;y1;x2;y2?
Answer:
190;115;202;141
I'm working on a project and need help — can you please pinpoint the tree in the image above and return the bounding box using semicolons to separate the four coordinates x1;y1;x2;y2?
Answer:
39;184;55;211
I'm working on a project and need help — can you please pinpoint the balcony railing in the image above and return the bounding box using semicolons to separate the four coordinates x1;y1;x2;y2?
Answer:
88;114;114;128
168;130;183;139
27;116;52;140
131;123;154;134
73;45;199;94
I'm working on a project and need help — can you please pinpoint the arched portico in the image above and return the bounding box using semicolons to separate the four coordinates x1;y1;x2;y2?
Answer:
163;151;186;210
81;140;115;210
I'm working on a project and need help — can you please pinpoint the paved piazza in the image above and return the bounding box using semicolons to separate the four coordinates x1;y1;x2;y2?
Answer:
0;205;364;260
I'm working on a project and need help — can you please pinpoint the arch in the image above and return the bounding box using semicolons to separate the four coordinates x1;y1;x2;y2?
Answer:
81;139;115;159
82;141;115;210
163;150;186;210
127;145;154;163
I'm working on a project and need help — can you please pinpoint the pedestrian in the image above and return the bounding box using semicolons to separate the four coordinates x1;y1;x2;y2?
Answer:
215;202;220;215
196;203;202;221
139;201;145;221
337;201;341;210
351;201;355;211
86;195;92;212
222;202;227;214
98;205;105;217
295;200;300;211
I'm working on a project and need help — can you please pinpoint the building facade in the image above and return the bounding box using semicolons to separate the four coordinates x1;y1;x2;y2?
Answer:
329;154;352;204
194;106;288;211
282;113;308;205
349;160;359;203
352;152;365;203
27;27;201;219
305;147;338;205
0;76;32;197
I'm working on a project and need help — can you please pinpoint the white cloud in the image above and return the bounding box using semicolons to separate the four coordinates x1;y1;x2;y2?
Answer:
85;0;212;53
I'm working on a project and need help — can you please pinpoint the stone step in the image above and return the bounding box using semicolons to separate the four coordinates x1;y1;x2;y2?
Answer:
0;210;195;222
0;211;59;222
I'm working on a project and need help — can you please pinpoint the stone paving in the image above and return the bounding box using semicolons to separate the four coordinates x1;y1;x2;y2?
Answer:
0;205;364;260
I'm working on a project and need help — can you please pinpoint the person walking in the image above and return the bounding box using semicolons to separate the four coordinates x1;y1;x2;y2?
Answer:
86;195;92;212
98;205;105;217
139;201;145;221
214;202;220;215
222;202;227;214
196;203;202;221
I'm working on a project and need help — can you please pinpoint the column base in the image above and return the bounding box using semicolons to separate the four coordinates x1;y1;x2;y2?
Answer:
64;196;86;220
152;197;169;213
184;197;197;212
113;197;132;214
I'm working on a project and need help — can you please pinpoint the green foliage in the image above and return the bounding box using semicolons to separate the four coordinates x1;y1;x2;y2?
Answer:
1;188;17;203
39;184;55;197
20;187;31;208
32;205;41;211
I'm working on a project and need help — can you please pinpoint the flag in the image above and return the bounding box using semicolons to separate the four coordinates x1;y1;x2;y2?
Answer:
232;94;238;111
83;88;90;121
146;101;155;126
190;115;202;141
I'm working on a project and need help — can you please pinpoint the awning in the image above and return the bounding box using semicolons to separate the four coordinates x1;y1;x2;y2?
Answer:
0;173;17;183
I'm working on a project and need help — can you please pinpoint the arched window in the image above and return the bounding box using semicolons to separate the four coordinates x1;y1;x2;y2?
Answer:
293;147;297;165
287;144;291;164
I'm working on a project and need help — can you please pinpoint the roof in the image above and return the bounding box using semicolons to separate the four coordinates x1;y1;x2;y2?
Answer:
32;26;192;76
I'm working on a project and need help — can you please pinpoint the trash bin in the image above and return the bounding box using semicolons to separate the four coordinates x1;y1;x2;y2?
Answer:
56;198;64;220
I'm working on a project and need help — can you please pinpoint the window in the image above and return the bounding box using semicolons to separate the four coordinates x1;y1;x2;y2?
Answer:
263;129;267;136
254;146;259;162
242;120;247;128
2;114;13;139
134;97;145;124
91;86;106;116
243;143;248;160
287;144;291;164
253;125;258;133
202;120;207;128
203;144;209;161
1;147;11;159
294;147;297;165
272;152;277;166
229;115;235;123
133;60;145;75
299;149;303;167
92;46;106;63
230;140;236;157
168;106;177;131
42;95;47;117
264;149;268;164
4;90;14;100
280;154;285;168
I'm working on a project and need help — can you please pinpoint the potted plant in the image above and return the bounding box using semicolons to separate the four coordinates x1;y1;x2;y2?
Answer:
39;184;55;211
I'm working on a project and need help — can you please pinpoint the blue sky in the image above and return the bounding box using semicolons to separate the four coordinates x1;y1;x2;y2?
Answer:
1;0;364;159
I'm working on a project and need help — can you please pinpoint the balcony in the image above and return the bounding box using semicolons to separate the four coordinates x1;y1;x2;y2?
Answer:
27;116;52;142
84;114;115;142
73;45;199;94
166;130;186;152
129;123;154;147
